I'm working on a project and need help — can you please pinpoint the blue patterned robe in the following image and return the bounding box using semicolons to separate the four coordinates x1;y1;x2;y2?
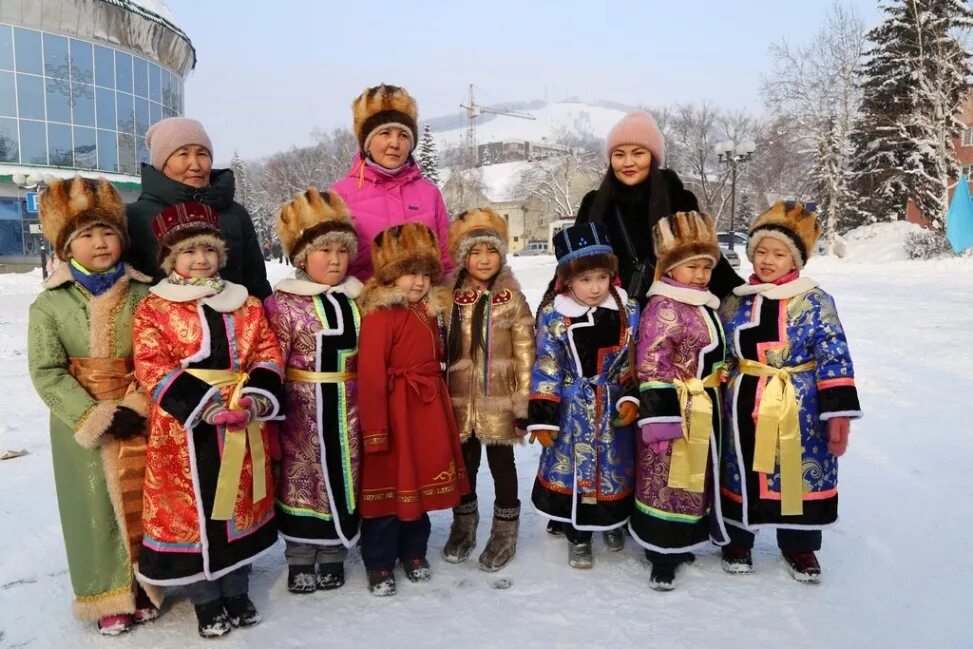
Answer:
720;278;862;530
528;292;640;531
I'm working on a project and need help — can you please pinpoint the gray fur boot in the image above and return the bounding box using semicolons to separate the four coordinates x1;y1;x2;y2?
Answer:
442;500;479;563
478;502;520;572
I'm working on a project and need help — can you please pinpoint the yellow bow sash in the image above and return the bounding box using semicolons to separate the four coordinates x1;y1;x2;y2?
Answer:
737;359;817;516
186;369;267;521
667;372;722;493
285;368;357;383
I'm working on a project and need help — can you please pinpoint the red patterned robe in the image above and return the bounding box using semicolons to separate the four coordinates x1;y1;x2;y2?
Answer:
133;281;283;586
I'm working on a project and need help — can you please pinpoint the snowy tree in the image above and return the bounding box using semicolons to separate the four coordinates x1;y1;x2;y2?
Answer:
415;124;441;186
231;151;276;256
850;0;973;230
514;147;602;220
762;1;866;242
812;115;853;242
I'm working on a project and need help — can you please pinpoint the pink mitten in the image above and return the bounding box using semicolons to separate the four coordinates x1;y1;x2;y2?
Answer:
208;408;250;430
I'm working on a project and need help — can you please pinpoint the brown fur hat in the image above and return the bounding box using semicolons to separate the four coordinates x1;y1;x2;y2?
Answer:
371;222;444;285
352;84;418;153
747;200;821;270
38;176;128;260
652;211;720;281
276;188;358;269
447;207;509;266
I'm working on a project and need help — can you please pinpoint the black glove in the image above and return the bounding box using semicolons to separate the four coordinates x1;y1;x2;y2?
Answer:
104;405;146;440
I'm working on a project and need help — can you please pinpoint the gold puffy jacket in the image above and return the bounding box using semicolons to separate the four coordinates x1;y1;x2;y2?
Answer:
446;269;535;445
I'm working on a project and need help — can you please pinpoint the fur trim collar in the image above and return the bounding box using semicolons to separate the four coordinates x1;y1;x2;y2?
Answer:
149;279;249;312
646;280;719;309
733;276;818;299
43;262;150;291
553;287;629;317
275;275;363;298
359;281;451;317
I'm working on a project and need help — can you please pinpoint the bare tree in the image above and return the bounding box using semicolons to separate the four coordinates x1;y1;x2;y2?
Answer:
514;147;602;220
668;101;733;223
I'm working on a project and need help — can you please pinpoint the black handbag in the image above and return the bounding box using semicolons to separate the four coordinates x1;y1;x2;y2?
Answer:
613;207;650;298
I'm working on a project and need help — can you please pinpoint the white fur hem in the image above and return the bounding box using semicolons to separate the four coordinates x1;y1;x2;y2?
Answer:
820;409;863;421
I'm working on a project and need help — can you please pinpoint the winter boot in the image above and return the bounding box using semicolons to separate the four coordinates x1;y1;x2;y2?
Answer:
194;600;231;639
478;502;520;572
402;557;432;583
783;551;821;583
603;528;625;552
546;520;565;536
649;562;677;591
442;500;479;563
223;594;260;627
316;562;345;590
132;585;159;624
367;569;396;596
97;613;134;636
287;564;317;594
721;547;754;575
568;539;593;569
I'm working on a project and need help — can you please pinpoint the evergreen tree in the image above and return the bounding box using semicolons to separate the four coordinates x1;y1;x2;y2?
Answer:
231;150;276;254
415;123;441;186
813;114;852;244
850;0;973;230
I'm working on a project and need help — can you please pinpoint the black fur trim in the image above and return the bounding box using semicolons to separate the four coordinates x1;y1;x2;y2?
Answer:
528;399;560;428
555;253;619;283
288;221;358;262
750;224;808;264
359;110;418;148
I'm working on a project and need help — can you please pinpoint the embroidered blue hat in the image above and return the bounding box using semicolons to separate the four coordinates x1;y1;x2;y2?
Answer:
553;222;614;266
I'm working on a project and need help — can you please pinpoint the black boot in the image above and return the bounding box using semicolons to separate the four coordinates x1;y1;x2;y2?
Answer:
402;557;432;583
194;600;231;639
316;562;345;590
367;569;396;597
649;562;677;591
223;594;260;627
287;564;317;594
783;551;821;583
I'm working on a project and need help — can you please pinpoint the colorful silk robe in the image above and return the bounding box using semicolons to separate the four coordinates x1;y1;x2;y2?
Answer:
720;277;862;530
630;280;729;553
133;280;283;586
264;277;363;547
528;290;639;531
28;264;151;620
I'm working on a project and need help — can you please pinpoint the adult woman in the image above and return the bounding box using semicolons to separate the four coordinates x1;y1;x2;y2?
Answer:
125;117;272;299
576;111;741;305
330;84;453;282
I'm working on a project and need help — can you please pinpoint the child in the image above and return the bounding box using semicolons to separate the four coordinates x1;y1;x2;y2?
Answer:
28;177;156;635
132;202;284;637
264;189;363;593
442;208;535;572
630;212;731;591
720;201;862;583
357;222;470;595
528;222;640;569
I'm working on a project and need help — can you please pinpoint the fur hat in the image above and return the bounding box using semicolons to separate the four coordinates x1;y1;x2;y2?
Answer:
276;188;358;269
447;207;509;267
747;200;821;270
145;117;213;171
38;176;129;261
552;222;618;284
352;84;418;153
652;211;721;280
151;202;227;275
370;222;444;285
605;111;665;166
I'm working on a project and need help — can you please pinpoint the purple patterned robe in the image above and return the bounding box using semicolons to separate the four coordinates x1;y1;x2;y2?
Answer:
264;281;362;546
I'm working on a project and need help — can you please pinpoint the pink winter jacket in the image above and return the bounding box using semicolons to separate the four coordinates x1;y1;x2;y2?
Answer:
330;154;454;282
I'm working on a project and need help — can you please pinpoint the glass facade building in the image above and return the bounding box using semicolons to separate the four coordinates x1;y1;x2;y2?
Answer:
0;0;195;259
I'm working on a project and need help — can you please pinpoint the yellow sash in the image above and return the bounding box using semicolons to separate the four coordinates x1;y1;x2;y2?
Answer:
284;368;357;383
737;359;817;516
667;372;722;493
186;369;267;521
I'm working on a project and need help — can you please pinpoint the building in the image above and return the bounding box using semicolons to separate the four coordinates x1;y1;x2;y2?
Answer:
0;0;195;261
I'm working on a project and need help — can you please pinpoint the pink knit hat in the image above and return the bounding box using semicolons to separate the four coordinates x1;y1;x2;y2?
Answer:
605;111;665;167
145;117;214;171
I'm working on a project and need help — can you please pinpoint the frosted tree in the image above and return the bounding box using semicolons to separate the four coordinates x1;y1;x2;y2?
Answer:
231;151;276;256
850;0;973;230
813;114;852;239
415;124;442;186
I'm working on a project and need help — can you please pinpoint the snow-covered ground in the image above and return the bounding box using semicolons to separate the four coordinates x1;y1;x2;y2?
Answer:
1;225;971;648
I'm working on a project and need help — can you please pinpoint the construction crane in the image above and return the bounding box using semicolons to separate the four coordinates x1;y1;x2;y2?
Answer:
459;84;535;167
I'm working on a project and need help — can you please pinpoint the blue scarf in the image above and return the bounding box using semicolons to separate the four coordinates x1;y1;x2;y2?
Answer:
70;259;125;296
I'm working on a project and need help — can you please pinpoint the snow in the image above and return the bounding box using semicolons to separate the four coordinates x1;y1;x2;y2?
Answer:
124;0;179;26
435;102;628;150
1;224;972;647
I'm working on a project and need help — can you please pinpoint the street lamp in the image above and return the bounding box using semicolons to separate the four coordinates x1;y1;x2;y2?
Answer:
714;140;756;251
12;172;50;279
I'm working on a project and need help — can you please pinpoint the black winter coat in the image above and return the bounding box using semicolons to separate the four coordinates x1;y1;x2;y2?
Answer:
125;164;272;299
575;168;742;303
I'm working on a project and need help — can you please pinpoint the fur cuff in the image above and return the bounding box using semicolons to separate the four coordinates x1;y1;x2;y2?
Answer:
74;401;118;449
511;393;529;419
121;391;151;418
72;585;135;621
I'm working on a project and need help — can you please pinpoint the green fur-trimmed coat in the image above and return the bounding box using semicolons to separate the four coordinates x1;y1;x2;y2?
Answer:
28;263;151;620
